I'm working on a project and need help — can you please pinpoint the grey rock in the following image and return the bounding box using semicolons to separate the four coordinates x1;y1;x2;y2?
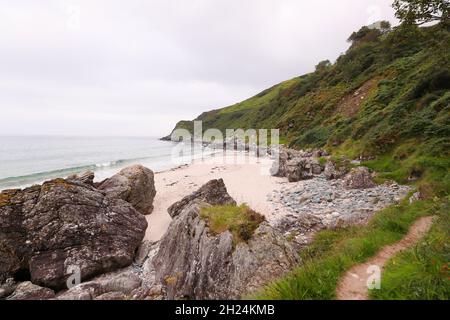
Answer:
167;179;236;218
67;171;95;186
95;291;127;300
57;269;142;300
271;147;324;181
7;281;55;300
324;160;348;180
98;164;156;215
153;201;298;300
0;278;17;299
0;177;147;290
343;167;376;189
150;180;299;300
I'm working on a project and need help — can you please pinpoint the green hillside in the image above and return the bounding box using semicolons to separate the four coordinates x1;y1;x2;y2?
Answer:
169;22;450;197
167;14;450;299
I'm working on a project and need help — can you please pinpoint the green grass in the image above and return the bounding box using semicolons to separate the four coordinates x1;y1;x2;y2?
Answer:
219;77;301;115
370;201;450;300
252;198;446;300
200;204;265;245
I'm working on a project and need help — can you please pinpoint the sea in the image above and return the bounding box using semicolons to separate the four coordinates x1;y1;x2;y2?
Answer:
0;136;214;191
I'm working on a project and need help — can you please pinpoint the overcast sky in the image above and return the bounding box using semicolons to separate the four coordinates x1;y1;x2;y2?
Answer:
0;0;397;137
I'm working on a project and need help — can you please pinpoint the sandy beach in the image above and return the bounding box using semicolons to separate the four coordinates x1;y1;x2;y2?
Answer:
145;151;289;241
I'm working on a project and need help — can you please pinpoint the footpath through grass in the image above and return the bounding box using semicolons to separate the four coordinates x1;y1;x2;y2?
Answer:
370;200;449;300
253;197;449;300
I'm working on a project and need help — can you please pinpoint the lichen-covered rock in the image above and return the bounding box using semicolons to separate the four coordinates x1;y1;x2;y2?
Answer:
167;179;236;218
343;167;375;189
0;186;40;284
0;178;147;290
98;165;156;215
6;281;55;300
152;180;299;299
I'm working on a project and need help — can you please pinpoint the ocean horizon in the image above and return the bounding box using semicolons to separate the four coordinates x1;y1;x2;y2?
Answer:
0;135;212;191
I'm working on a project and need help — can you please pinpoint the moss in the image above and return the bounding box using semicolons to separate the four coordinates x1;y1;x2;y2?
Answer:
0;190;18;206
164;275;178;286
41;178;73;192
200;204;265;245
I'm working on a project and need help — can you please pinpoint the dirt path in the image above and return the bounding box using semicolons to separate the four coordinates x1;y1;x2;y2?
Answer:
336;216;435;300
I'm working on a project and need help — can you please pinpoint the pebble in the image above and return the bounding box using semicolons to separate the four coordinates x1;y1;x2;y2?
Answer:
268;174;411;228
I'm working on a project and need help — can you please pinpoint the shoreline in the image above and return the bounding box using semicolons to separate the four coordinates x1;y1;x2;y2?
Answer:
145;151;289;241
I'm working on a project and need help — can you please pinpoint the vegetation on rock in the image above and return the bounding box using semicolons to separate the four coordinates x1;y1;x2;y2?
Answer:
200;204;265;244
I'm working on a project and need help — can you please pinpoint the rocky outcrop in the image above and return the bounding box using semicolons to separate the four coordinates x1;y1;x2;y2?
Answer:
153;202;298;299
98;165;156;215
151;180;299;300
343;167;375;189
0;177;147;290
270;147;324;182
6;281;55;300
168;179;236;218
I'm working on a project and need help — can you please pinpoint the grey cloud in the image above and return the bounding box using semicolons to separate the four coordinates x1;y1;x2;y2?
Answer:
0;0;397;136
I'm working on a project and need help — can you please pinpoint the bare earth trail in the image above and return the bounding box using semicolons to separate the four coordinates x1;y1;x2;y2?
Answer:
336;216;435;300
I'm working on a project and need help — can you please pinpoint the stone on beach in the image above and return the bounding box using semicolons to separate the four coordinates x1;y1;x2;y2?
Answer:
167;178;236;218
98;164;157;215
343;167;376;189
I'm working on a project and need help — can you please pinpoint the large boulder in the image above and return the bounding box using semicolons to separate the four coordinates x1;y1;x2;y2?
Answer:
167;179;236;218
98;165;156;215
343;167;376;189
152;180;299;299
0;178;147;290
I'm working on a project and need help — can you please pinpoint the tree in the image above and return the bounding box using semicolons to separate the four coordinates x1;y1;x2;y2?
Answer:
380;20;392;33
393;0;450;25
347;26;382;44
315;60;332;72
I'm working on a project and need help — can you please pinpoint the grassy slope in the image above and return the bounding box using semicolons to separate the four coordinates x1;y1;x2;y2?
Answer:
169;23;450;299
